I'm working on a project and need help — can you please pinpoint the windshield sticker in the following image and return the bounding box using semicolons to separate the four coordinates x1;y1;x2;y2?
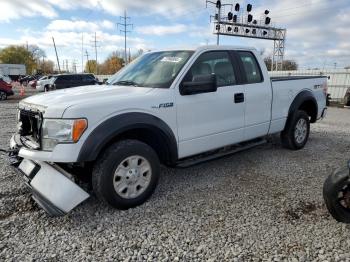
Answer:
161;57;183;63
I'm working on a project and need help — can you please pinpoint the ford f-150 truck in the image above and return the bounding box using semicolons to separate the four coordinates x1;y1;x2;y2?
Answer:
8;45;327;216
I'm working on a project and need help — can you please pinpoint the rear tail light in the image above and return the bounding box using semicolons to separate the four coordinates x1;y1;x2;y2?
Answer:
322;82;328;97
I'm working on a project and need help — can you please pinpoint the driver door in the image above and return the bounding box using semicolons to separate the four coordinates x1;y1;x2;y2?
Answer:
176;51;245;158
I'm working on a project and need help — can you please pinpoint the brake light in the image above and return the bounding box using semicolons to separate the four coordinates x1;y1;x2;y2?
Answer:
322;82;328;97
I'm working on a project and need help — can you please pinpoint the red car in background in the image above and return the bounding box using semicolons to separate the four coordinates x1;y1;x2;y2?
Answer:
0;78;14;101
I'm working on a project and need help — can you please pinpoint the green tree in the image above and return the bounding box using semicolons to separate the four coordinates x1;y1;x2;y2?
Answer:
264;57;298;71
0;45;36;74
85;60;98;73
99;52;124;74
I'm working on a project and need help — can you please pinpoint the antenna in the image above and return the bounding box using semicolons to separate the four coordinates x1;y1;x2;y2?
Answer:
117;10;133;65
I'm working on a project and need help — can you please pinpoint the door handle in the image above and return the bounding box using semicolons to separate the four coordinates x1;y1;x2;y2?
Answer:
234;93;244;103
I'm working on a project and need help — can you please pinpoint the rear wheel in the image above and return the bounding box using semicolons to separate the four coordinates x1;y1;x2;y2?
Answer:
92;139;160;209
281;110;310;150
0;91;7;101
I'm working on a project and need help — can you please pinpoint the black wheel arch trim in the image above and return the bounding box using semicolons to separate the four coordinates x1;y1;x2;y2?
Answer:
77;112;178;164
288;90;318;122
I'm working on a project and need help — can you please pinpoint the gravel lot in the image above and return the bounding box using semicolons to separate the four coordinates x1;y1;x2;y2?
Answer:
1;100;350;261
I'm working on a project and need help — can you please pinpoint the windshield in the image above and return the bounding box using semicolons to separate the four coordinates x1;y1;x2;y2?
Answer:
107;50;194;88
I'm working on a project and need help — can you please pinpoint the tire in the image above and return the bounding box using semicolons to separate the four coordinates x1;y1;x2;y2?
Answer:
0;91;7;101
44;86;49;92
323;168;350;223
281;110;310;150
92;139;160;209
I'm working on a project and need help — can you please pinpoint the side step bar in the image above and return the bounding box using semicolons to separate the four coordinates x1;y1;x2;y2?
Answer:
176;138;267;168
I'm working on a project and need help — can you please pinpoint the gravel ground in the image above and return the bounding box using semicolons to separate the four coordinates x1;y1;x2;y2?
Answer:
1;100;350;261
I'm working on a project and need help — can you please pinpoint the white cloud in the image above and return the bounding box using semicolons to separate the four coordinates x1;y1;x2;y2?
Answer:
0;0;204;22
0;0;57;22
46;19;115;32
136;24;187;36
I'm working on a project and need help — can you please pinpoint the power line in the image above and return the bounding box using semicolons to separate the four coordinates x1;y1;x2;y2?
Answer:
117;10;133;65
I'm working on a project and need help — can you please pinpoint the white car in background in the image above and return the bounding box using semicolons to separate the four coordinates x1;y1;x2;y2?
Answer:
0;75;11;84
36;75;55;92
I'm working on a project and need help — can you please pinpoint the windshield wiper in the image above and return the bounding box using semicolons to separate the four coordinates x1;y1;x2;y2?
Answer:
113;80;141;87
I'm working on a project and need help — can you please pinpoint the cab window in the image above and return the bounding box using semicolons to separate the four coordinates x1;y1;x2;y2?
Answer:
238;51;263;84
183;51;236;87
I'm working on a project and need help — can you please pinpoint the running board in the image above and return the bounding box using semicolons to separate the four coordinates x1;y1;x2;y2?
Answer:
176;138;267;168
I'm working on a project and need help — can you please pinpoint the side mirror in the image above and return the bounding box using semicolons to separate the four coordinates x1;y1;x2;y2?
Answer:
180;74;217;95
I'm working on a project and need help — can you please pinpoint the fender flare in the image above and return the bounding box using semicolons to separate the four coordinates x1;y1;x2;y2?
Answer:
288;90;318;122
77;112;178;164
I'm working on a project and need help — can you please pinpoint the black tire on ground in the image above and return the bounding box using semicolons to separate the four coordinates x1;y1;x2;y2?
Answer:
323;168;350;223
281;110;310;150
44;86;49;92
92;139;160;209
0;91;7;101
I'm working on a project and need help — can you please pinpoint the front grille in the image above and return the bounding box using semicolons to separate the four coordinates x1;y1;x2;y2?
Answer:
19;109;43;148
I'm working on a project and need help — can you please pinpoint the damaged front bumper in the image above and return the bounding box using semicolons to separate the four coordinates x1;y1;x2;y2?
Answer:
8;135;89;216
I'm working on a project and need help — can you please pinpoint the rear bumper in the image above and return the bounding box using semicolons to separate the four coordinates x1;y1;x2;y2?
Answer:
8;135;89;216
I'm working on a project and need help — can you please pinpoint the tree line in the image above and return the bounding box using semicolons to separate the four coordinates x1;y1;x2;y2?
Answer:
0;44;144;76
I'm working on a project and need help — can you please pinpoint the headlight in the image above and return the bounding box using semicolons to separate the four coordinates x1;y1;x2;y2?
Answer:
41;118;87;151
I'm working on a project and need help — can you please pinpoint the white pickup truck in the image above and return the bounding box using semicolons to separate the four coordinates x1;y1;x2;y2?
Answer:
8;45;327;216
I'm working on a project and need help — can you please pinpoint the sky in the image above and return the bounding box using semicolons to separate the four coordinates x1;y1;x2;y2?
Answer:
0;0;349;72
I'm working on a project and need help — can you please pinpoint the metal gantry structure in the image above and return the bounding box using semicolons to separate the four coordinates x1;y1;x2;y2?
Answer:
206;1;287;71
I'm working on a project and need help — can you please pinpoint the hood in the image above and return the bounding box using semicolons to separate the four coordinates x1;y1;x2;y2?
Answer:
19;84;155;118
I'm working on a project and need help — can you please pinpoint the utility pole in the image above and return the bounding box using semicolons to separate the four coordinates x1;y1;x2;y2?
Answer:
94;32;98;74
52;37;61;73
90;32;100;74
117;10;133;66
81;33;84;73
85;50;91;73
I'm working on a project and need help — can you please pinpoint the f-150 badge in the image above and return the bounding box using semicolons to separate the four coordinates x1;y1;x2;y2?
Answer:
151;103;174;109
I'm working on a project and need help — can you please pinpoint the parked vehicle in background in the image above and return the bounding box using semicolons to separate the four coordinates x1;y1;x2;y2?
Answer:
0;64;26;80
36;75;54;92
0;78;14;100
323;161;350;223
19;75;35;85
345;88;350;106
8;45;327;216
0;74;12;84
46;73;99;91
28;79;37;89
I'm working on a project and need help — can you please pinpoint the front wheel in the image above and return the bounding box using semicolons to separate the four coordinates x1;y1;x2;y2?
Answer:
323;167;350;223
281;110;310;150
92;139;160;209
0;91;7;101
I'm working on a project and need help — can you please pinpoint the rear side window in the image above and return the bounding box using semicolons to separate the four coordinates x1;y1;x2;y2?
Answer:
238;52;263;84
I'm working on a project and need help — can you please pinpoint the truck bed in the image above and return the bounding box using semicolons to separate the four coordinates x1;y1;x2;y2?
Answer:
268;75;327;135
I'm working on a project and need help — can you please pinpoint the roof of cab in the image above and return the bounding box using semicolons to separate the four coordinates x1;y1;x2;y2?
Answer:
195;45;256;52
148;45;257;53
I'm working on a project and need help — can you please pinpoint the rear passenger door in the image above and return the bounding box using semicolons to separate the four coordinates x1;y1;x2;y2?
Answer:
236;51;272;140
176;51;245;158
